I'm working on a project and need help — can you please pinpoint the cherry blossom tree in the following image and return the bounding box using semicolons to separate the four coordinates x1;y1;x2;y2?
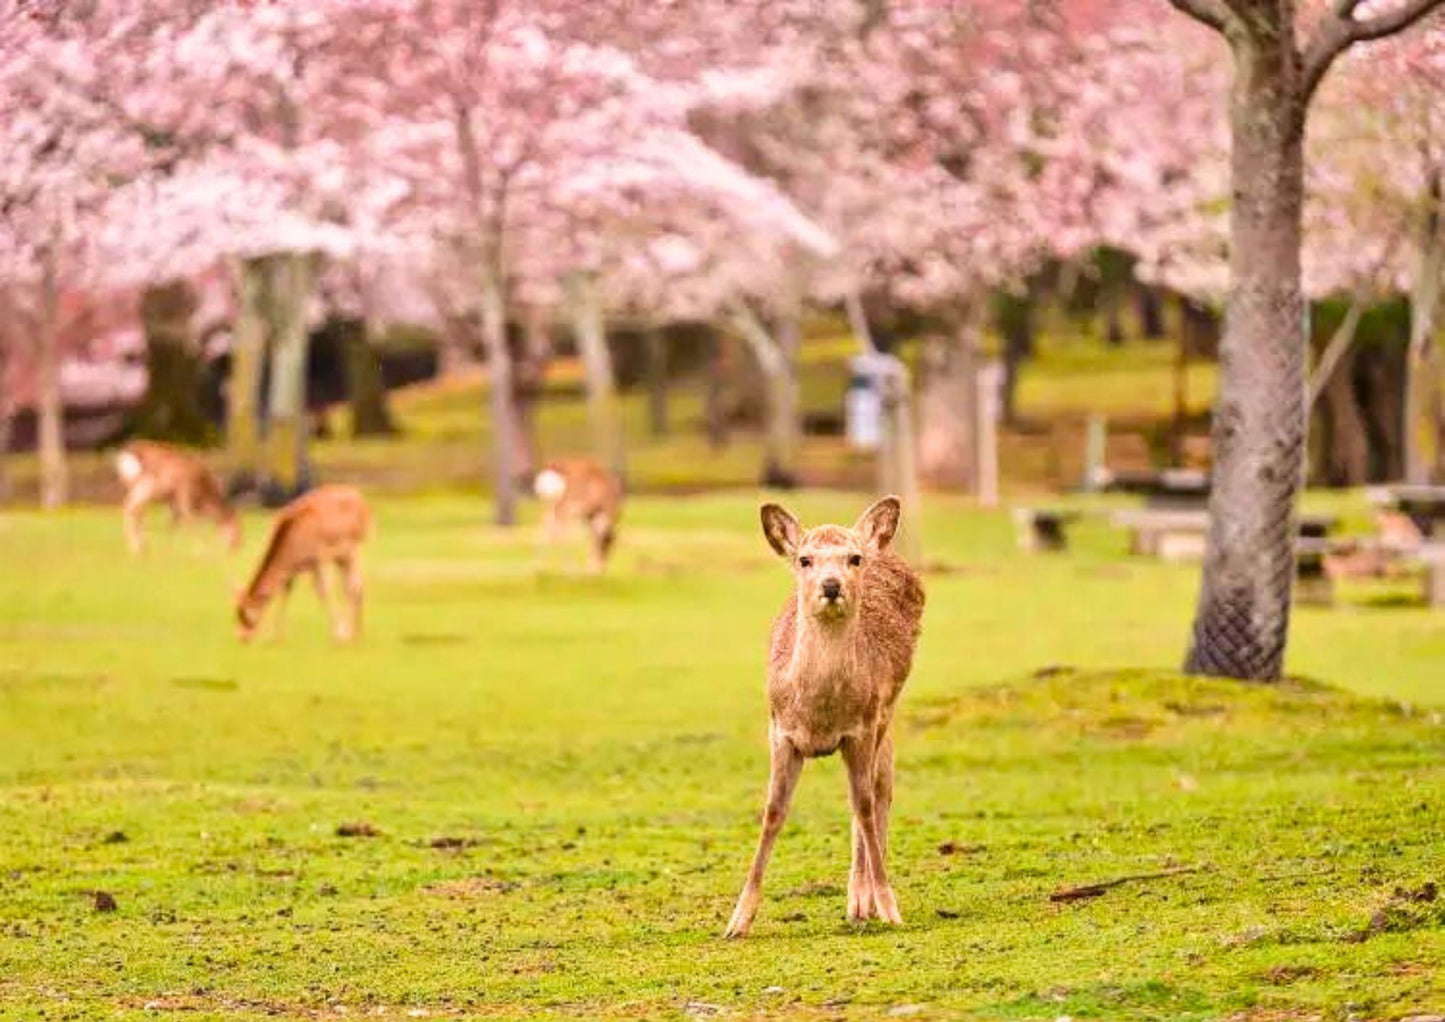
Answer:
1159;0;1445;680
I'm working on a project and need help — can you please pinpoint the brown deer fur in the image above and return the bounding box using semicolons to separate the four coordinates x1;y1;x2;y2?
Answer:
724;496;925;938
235;485;371;643
115;441;239;554
533;458;624;572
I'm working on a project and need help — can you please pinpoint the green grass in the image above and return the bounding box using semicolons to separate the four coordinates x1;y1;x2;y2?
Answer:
1;492;1442;1020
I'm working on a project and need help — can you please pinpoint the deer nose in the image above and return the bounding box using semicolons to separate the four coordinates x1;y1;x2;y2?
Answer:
821;578;842;601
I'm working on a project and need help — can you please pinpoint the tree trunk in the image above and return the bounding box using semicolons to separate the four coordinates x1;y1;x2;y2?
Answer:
1185;41;1307;681
704;332;730;450
513;307;551;479
917;321;978;488
878;360;922;563
0;340;10;504
566;273;625;480
1137;285;1166;340
131;280;209;444
480;266;518;526
1319;346;1370;485
36;254;67;509
731;305;800;488
342;317;397;438
645;327;669;438
996;290;1034;427
1170;299;1191;465
261;252;315;502
228;256;270;487
1404;169;1444;484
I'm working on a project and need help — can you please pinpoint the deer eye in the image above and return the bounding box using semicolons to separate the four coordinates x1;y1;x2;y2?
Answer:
798;556;812;568
848;554;863;567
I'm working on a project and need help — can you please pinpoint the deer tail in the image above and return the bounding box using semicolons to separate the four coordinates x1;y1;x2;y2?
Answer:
115;449;143;485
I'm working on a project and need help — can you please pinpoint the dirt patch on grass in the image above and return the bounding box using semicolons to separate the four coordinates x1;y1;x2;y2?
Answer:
424;877;518;898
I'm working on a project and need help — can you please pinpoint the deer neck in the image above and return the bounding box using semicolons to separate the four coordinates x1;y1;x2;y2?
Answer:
789;601;864;682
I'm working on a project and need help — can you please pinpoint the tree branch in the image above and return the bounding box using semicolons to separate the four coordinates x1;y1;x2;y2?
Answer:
1304;0;1445;101
1166;0;1230;33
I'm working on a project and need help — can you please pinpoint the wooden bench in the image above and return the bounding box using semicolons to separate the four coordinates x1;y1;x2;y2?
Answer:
1012;508;1081;553
1304;535;1445;608
1111;509;1209;562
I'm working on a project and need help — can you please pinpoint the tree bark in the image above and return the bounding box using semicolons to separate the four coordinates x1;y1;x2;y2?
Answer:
1318;346;1370;485
917;319;978;488
1404;169;1444;483
261;252;315;502
36;252;67;510
480;266;519;526
341;317;397;438
228;256;270;487
996;289;1034;427
131;280;209;444
1185;33;1308;681
0;339;10;504
512;307;551;479
730;304;800;488
566;273;625;480
645;327;669;438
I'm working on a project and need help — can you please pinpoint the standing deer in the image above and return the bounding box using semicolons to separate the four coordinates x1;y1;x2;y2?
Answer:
235;485;371;643
725;496;925;938
115;441;240;554
533;458;624;572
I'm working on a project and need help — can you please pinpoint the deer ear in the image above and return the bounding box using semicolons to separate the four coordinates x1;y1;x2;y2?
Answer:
760;503;802;558
856;495;901;552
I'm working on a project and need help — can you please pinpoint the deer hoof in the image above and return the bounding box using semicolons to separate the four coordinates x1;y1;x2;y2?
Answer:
873;887;903;926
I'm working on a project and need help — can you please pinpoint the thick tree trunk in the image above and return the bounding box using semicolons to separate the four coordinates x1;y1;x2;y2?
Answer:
1185;43;1307;681
228;256;270;487
731;305;800;488
341;317;397;438
261;252;314;502
480;267;518;526
1404;170;1444;483
36;256;67;509
566;273;625;480
645;327;669;438
917;321;978;488
131;280;209;444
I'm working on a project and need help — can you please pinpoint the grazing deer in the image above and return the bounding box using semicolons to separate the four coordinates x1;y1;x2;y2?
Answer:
533;458;624;572
235;485;371;643
725;496;925;938
115;441;240;554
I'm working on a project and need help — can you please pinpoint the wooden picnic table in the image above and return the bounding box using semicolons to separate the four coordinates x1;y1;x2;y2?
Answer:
1097;468;1210;510
1112;508;1339;566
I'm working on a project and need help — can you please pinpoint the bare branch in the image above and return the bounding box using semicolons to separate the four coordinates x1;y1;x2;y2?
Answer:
1304;0;1445;101
1167;0;1230;33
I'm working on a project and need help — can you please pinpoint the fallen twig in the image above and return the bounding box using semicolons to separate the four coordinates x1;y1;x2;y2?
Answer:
1049;865;1206;902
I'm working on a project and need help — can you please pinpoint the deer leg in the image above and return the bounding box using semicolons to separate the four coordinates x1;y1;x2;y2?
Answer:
535;505;561;573
725;736;804;938
848;733;894;921
122;482;155;554
841;735;902;925
587;513;610;574
273;578;294;641
340;554;364;641
312;564;348;642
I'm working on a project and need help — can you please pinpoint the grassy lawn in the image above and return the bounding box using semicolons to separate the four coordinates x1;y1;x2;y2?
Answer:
1;491;1442;1020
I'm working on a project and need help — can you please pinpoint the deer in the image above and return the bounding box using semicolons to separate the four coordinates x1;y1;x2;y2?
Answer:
114;441;240;554
533;458;624;573
235;485;371;643
724;495;925;938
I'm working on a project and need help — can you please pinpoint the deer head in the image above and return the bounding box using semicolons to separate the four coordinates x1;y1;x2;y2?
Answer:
760;496;901;623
